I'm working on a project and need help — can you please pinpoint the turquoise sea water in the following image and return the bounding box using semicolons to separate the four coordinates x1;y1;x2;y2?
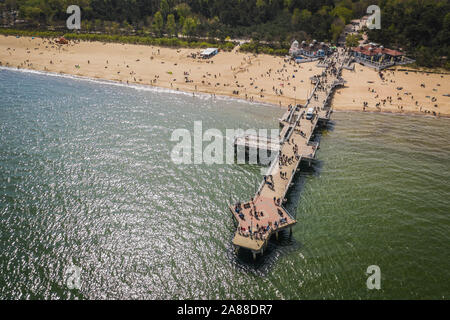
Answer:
0;68;449;299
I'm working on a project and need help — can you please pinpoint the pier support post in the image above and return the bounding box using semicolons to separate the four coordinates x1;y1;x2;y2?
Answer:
276;231;279;240
252;252;256;260
289;227;292;237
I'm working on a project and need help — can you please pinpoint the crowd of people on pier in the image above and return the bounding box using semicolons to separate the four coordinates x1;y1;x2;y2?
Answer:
237;217;289;240
263;174;274;190
233;50;345;245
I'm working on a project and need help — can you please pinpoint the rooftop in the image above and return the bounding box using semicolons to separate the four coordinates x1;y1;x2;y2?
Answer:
351;44;403;57
200;48;218;56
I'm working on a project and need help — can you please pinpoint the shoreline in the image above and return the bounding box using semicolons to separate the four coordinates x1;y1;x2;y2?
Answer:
3;64;449;120
1;35;449;117
333;108;450;119
0;65;280;109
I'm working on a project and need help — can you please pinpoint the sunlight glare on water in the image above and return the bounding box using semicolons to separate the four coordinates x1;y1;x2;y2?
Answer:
0;69;449;299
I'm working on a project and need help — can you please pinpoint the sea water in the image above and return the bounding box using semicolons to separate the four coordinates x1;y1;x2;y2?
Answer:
0;68;449;299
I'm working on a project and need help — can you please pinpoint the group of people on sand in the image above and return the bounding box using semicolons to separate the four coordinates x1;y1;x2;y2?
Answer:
360;69;444;116
4;37;447;117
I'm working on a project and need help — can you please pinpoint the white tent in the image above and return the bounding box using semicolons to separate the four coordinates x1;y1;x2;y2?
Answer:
200;48;218;58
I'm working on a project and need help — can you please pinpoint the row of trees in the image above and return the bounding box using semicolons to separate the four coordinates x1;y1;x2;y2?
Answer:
1;0;372;42
1;0;449;68
367;0;449;69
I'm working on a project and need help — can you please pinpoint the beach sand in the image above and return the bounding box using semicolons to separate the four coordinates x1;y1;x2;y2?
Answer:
335;64;450;117
1;35;449;117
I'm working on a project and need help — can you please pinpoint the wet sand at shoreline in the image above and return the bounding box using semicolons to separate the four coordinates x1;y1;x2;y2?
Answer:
1;35;449;117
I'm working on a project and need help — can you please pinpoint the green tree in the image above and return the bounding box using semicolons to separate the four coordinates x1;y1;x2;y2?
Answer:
345;34;360;47
111;21;120;34
160;0;170;19
122;20;133;34
256;0;266;9
284;0;293;10
175;3;191;19
83;20;92;32
330;18;345;43
318;5;332;16
182;17;197;38
331;6;353;24
152;11;164;37
20;5;43;23
94;19;103;32
292;8;311;27
166;13;176;37
291;8;300;26
300;9;312;24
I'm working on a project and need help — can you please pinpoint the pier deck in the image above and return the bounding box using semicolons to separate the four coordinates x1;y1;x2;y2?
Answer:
230;50;346;258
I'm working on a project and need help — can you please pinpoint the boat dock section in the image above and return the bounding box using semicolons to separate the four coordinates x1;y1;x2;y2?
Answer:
230;50;346;259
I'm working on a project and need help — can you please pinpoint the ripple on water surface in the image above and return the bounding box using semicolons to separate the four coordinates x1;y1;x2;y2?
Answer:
0;69;449;299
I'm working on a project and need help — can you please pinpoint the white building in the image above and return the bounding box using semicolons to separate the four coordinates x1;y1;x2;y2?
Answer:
200;48;218;59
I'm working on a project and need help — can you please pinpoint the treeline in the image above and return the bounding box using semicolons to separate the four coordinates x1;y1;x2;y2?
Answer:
1;0;448;69
1;0;372;42
240;41;289;56
368;0;450;69
0;28;235;50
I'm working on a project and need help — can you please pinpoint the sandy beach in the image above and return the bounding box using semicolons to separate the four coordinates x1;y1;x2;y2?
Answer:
1;35;449;117
335;64;450;117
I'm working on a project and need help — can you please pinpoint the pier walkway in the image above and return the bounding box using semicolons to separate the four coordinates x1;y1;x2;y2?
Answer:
230;49;347;259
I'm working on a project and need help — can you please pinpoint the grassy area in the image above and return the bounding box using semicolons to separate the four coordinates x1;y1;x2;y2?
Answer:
0;28;61;38
0;28;293;56
239;41;289;56
395;65;450;75
0;28;236;51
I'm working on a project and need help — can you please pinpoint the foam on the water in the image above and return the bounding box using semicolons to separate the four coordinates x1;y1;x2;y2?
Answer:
0;66;276;107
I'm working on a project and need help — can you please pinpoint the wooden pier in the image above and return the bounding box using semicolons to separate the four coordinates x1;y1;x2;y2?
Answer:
230;50;346;259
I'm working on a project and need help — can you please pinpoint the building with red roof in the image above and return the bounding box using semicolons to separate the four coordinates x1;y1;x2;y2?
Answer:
349;43;412;69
